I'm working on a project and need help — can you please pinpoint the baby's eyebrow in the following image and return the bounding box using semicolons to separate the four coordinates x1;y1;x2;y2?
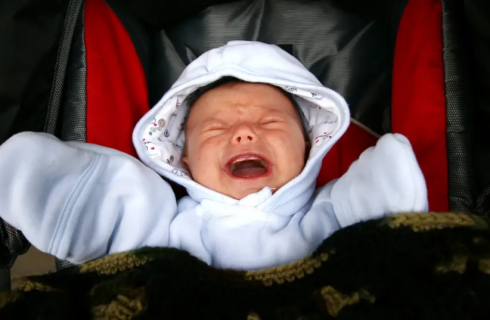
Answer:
202;117;224;124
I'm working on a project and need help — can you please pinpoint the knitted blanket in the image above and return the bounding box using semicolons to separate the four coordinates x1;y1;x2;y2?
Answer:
1;213;490;320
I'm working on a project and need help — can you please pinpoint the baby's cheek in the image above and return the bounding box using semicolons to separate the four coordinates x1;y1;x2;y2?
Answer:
198;139;221;161
280;138;306;174
190;138;215;161
193;141;222;175
278;132;305;155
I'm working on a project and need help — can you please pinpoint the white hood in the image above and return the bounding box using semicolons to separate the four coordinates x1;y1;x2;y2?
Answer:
133;41;350;215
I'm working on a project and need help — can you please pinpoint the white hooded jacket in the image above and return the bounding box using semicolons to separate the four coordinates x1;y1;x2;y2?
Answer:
0;41;428;269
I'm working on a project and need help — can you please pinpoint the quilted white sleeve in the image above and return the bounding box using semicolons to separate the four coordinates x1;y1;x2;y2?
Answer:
0;132;177;264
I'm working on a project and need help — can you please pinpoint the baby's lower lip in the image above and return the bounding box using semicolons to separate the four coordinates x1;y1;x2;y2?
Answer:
225;166;272;180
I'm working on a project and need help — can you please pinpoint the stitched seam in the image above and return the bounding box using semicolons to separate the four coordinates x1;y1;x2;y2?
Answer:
48;154;101;255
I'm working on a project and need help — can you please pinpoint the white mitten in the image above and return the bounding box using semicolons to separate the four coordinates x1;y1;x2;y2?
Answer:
331;133;428;228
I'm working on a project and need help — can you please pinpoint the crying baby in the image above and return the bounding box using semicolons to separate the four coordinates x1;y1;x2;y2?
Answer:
0;41;428;270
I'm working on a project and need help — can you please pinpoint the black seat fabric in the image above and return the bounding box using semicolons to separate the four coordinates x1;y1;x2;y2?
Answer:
147;0;396;135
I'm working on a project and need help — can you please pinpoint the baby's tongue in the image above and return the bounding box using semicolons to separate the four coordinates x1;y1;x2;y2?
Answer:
231;160;268;178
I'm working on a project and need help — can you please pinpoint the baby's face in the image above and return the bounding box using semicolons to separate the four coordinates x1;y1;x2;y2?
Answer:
183;82;307;200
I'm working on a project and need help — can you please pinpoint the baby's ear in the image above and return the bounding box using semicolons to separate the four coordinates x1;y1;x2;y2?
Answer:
304;139;311;164
182;156;190;170
305;139;311;151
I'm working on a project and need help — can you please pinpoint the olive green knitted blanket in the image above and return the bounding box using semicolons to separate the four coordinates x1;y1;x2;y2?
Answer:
1;213;490;320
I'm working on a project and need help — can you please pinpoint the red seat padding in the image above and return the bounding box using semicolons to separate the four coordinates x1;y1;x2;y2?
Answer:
392;0;448;212
85;0;149;157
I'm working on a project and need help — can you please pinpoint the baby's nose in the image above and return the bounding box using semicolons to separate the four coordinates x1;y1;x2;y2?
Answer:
235;135;254;143
232;124;257;144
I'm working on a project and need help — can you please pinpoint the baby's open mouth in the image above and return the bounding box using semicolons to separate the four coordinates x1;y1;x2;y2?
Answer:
226;154;271;179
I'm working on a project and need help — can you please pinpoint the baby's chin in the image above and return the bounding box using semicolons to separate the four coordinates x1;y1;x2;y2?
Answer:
232;187;266;200
195;171;279;199
223;181;278;200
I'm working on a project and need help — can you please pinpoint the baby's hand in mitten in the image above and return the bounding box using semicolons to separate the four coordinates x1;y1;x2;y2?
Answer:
331;133;428;228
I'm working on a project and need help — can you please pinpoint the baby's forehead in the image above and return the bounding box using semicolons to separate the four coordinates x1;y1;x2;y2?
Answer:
189;81;293;112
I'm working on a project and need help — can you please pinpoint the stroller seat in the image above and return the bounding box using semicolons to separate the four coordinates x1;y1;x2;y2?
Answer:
1;0;489;291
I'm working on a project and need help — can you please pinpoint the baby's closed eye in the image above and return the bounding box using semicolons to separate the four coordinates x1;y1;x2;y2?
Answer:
203;121;230;132
258;118;285;126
